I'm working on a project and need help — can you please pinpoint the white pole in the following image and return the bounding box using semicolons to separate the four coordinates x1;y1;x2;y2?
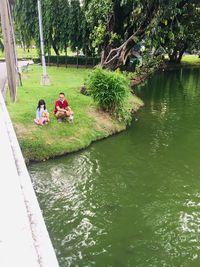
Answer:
37;0;50;85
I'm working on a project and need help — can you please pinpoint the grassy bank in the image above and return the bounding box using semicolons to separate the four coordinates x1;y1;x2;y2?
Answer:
181;55;200;66
164;55;200;68
131;55;200;87
7;65;143;162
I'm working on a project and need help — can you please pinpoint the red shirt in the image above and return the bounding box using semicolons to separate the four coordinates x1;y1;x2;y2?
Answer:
54;99;69;114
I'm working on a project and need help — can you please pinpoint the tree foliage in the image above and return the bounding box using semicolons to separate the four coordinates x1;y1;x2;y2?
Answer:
14;0;37;48
96;0;192;69
142;0;200;63
42;0;70;55
68;0;82;51
12;0;200;68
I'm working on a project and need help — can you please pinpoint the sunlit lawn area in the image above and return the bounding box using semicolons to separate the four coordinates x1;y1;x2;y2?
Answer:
0;47;38;59
181;55;200;66
7;65;143;162
0;47;74;59
164;54;200;66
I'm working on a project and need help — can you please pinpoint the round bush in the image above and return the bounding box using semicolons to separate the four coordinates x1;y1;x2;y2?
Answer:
88;67;132;115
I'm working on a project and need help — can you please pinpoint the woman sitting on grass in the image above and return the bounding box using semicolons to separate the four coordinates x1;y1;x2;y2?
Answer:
34;99;50;125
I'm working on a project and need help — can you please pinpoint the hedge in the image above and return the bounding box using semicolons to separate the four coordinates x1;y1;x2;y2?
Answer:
33;55;101;66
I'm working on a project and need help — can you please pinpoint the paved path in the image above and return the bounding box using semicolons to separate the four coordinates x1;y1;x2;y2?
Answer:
0;62;7;96
0;60;34;96
0;61;59;267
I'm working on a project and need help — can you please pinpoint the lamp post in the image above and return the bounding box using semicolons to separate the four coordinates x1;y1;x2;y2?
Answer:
37;0;50;85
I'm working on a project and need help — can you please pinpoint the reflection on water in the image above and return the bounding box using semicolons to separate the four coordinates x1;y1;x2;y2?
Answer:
31;152;104;266
29;68;200;267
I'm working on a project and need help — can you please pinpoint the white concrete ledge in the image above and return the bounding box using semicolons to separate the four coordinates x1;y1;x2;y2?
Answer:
0;92;59;267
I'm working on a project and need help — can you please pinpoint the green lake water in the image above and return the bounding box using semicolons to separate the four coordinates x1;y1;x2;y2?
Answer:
29;68;200;267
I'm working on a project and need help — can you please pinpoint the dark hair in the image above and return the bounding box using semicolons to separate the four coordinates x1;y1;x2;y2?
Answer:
37;99;46;110
59;92;65;96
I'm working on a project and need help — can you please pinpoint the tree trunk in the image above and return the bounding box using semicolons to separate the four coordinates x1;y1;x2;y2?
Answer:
52;43;60;56
101;6;159;70
169;50;178;63
85;51;88;68
47;47;51;66
101;34;136;70
101;0;188;70
65;45;68;68
169;44;187;63
177;44;187;63
101;0;135;64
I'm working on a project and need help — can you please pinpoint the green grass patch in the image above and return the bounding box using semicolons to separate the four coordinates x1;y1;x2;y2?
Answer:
0;47;74;60
181;55;200;66
7;65;143;162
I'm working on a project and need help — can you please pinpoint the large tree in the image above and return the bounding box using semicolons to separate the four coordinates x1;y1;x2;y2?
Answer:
96;0;191;70
12;0;200;68
13;0;37;48
84;0;111;57
42;0;70;55
68;0;82;51
80;0;94;56
149;0;200;63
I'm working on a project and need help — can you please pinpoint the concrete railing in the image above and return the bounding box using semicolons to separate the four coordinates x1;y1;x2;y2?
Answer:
0;91;59;267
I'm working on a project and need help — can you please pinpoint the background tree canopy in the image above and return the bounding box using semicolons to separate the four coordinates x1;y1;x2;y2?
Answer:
12;0;200;69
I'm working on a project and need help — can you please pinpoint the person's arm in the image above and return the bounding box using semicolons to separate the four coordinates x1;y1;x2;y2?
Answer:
36;109;40;120
64;100;69;111
56;105;66;112
65;106;72;112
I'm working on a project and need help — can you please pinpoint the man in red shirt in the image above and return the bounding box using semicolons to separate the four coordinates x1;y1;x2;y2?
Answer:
54;92;73;122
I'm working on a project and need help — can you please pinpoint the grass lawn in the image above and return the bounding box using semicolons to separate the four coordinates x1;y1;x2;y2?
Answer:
0;47;39;59
164;54;200;67
7;65;143;162
0;47;74;60
181;55;200;66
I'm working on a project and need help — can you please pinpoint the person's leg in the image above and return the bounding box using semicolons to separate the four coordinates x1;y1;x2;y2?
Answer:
38;118;46;125
65;110;71;117
63;107;74;122
34;119;40;124
55;111;65;118
55;111;67;122
66;107;73;116
68;114;74;123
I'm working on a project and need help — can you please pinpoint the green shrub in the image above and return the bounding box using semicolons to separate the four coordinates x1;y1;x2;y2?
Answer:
87;67;132;122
